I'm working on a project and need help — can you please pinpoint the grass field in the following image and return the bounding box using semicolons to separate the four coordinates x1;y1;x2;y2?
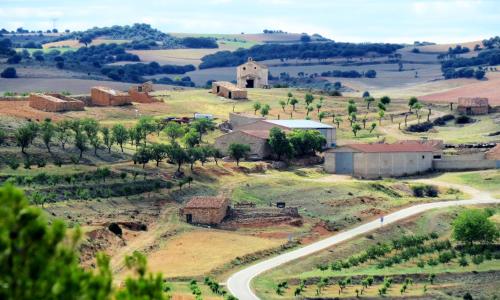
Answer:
433;170;500;198
147;230;286;277
42;38;131;49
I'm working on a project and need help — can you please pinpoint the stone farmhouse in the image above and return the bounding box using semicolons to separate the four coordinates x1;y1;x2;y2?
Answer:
211;81;247;100
215;118;335;159
128;81;158;103
228;112;265;129
236;58;268;88
180;196;230;225
90;86;131;106
29;93;85;112
457;97;489;115
324;143;437;178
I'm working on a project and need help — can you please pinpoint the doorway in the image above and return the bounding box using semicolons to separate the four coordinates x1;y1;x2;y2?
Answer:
246;79;255;88
216;86;220;93
186;214;192;223
228;91;232;99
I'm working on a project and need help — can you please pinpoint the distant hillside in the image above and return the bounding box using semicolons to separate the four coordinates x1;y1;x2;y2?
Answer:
199;42;404;69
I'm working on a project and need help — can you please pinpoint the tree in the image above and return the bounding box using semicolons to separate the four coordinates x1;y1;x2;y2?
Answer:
288;129;326;156
364;96;375;109
96;167;111;183
334;116;343;128
306;105;314;116
413;102;423;123
14;124;32;154
370;122;377;133
260;104;270;117
163;122;184;142
211;147;223;165
378;109;385;125
269;127;293;160
0;128;6;145
192;118;215;142
40;119;55;153
352;123;361;137
74;130;88;161
166;142;187;173
183;128;200;148
452;209;498;245
78;34;93;47
305;93;314;106
253;102;262;115
1;67;17;78
186;147;203;170
290;98;299;111
380;95;391;106
279;100;286;112
112;124;128;152
150;143;169;167
55;120;72;150
287;92;293;104
408;97;418;112
26;122;39;145
136;117;156;146
377;102;386;111
134;146;151;168
101;127;114;153
316;102;322;114
347;100;357;115
318;111;326;122
228;143;250;165
362;91;370;98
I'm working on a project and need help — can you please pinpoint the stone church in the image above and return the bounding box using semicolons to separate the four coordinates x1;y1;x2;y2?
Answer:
236;58;268;88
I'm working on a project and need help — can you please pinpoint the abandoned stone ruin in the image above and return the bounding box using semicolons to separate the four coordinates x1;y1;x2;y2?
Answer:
29;93;85;112
236;57;269;88
128;81;159;103
457;97;490;115
211;81;248;100
90;86;132;106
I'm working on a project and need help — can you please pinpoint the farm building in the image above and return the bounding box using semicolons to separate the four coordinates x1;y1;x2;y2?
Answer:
486;144;500;168
236;58;268;89
180;196;230;225
29;93;85;112
457;97;489;115
128;81;158;103
214;129;271;160
211;81;247;99
324;143;436;178
239;119;336;148
90;86;131;106
229;112;265;129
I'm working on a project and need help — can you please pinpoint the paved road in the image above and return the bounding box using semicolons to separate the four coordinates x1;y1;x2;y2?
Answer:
226;182;499;300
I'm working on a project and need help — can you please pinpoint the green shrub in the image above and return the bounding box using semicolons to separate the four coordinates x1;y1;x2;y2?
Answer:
7;159;19;170
472;255;484;265
459;256;469;267
417;260;425;268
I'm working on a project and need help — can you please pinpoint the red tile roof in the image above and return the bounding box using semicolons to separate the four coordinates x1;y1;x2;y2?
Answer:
345;143;436;153
184;196;228;209
396;139;444;150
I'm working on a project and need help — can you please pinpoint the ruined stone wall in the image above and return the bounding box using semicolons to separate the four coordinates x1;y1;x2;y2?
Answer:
29;94;84;112
128;89;159;103
181;201;229;224
91;88;131;106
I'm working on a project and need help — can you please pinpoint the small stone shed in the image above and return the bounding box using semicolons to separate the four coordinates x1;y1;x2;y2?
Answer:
128;81;158;103
457;97;489;115
212;81;247;100
236;58;268;88
324;143;436;178
29;93;85;112
90;86;131;106
180;196;230;225
214;129;271;160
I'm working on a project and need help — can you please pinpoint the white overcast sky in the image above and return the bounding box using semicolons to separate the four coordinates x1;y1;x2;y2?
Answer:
0;0;499;43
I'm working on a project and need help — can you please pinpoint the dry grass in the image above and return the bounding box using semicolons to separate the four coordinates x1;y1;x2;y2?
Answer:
43;38;130;49
146;229;285;277
415;40;483;53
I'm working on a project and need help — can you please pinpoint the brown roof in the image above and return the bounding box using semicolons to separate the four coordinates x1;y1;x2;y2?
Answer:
241;130;270;139
184;196;228;209
213;81;246;92
396;139;444;150
344;143;436;153
486;144;500;160
458;97;489;107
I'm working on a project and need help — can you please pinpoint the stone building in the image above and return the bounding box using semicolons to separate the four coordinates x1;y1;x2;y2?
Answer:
128;81;158;103
90;86;131;106
229;112;265;129
212;81;247;99
180;196;230;225
457;97;489;115
29;93;85;112
236;58;268;88
214;129;271;160
324;143;436;178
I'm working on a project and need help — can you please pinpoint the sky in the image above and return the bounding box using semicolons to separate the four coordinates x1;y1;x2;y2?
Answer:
0;0;499;43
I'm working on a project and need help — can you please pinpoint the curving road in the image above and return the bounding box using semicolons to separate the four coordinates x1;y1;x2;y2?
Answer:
226;182;499;300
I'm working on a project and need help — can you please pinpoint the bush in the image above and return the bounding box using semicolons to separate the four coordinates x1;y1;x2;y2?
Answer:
432;114;455;126
455;115;473;124
406;121;433;132
1;67;17;78
472;255;484;265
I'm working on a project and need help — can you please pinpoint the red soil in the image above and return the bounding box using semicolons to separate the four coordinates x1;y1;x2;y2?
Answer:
0;100;64;121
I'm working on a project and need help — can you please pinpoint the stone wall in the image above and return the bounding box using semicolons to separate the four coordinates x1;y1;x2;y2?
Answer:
212;82;247;100
214;131;270;159
180;199;229;225
229;112;264;128
434;153;497;171
29;93;84;112
90;87;131;106
128;89;158;103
